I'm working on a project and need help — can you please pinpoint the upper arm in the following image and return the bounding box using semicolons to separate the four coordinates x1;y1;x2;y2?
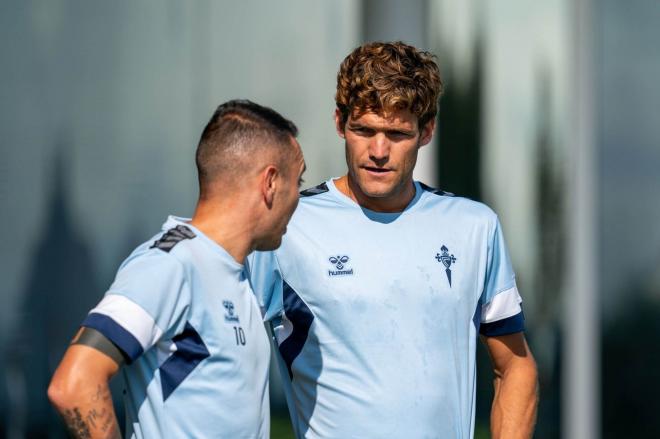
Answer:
49;328;121;404
55;337;122;383
81;251;191;363
481;332;535;377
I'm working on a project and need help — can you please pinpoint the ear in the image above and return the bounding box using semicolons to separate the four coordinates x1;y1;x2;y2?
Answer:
418;118;436;147
334;108;346;139
261;165;279;209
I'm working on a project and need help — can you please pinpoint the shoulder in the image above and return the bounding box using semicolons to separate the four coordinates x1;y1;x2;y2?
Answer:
117;225;197;277
418;181;454;197
106;229;193;318
149;224;197;253
279;181;342;245
417;181;498;225
295;181;339;213
299;181;330;198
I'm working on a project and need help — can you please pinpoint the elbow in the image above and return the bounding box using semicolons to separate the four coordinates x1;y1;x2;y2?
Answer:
47;369;80;410
47;377;67;410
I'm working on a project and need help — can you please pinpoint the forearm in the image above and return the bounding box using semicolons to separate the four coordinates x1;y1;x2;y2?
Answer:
490;358;538;439
49;380;121;439
49;339;123;439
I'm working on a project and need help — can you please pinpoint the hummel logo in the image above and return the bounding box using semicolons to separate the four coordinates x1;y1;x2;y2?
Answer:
223;300;240;323
329;256;349;270
328;255;354;276
435;245;457;287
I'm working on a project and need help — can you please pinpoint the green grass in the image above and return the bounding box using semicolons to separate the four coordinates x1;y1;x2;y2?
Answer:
475;422;490;439
271;414;295;439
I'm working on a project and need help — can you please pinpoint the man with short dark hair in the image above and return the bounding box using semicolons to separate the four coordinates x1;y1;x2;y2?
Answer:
248;42;538;438
48;100;305;438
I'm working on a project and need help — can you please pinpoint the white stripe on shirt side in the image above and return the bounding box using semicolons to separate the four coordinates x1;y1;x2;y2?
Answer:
89;294;163;350
481;286;522;323
156;339;177;366
273;312;294;345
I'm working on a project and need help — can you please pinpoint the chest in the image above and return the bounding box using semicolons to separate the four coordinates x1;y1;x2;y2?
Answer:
185;262;269;361
279;217;489;339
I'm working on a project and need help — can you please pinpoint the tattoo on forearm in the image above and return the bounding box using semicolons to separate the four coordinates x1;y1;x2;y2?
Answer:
91;384;112;403
60;385;120;438
63;408;92;438
100;411;117;435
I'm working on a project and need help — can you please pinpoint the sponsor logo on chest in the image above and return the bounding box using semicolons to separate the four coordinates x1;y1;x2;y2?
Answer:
222;300;240;323
327;255;354;276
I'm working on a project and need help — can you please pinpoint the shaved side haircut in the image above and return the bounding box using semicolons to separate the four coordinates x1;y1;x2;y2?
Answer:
195;99;299;198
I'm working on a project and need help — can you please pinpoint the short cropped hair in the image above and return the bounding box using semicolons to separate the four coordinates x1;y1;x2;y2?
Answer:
195;99;298;197
335;41;443;128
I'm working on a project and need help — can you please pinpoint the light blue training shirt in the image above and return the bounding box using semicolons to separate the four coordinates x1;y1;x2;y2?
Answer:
247;179;524;439
82;216;270;439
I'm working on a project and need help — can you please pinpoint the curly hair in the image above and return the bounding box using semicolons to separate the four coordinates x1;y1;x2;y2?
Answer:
335;41;443;128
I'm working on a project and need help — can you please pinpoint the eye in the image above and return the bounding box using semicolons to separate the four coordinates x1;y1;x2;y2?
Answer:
298;177;305;188
351;126;374;136
387;131;413;141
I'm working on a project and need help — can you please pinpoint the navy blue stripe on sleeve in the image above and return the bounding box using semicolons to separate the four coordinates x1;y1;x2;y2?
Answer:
82;313;144;362
479;311;525;337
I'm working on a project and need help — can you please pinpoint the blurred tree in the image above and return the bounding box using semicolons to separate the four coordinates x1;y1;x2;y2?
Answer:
436;31;483;201
532;67;564;439
6;145;99;437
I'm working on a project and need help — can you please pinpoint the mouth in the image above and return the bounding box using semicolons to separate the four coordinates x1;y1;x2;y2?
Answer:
362;166;392;175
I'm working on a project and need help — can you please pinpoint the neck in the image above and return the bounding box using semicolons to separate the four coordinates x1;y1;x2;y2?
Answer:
190;197;256;265
335;174;416;213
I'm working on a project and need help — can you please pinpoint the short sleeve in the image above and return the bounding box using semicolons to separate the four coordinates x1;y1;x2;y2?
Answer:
246;250;284;322
81;251;191;363
479;217;524;336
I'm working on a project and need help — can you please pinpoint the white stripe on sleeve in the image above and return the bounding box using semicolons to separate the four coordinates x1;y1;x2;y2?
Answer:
481;286;522;323
89;294;163;351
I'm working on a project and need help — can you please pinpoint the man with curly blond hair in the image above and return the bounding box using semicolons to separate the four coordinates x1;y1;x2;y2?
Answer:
248;41;538;438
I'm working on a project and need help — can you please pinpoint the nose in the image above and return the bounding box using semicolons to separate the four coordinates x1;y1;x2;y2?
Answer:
368;133;390;165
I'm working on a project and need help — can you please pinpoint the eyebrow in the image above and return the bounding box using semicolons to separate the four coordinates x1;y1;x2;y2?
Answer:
347;122;415;135
346;121;369;129
386;128;416;135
